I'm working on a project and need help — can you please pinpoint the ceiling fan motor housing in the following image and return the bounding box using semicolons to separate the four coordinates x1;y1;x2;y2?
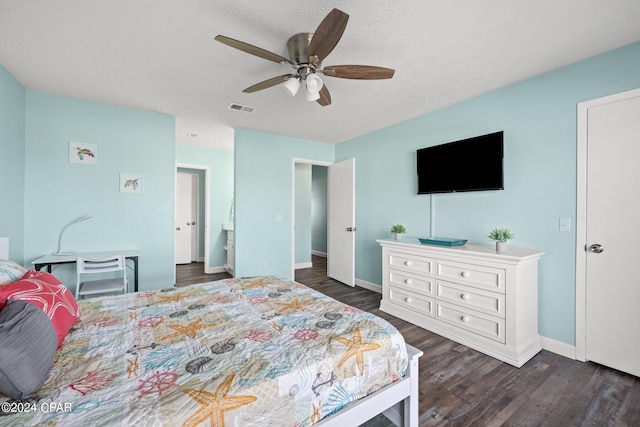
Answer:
287;33;315;66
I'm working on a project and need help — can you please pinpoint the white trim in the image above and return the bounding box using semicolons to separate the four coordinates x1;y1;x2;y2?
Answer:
541;336;576;360
176;163;211;283
355;278;382;294
206;266;227;274
575;88;640;362
311;250;327;258
295;262;313;270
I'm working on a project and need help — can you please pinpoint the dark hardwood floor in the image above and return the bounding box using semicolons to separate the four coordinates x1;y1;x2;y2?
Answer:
176;258;640;426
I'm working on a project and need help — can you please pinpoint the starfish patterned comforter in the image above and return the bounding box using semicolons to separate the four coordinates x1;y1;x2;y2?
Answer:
0;276;408;426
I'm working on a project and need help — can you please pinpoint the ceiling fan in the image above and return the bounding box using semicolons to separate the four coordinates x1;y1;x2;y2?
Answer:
215;8;395;107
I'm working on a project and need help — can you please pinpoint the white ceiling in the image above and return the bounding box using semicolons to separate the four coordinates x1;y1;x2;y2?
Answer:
2;1;640;151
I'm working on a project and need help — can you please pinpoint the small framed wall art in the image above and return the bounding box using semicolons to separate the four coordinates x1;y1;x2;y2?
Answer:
69;142;97;165
120;173;143;193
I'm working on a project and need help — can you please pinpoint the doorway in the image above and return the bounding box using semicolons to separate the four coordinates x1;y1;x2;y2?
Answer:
291;158;356;286
576;88;640;376
293;162;328;275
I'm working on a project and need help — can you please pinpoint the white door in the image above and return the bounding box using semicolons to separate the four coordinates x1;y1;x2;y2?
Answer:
585;92;640;377
328;158;355;286
175;173;193;264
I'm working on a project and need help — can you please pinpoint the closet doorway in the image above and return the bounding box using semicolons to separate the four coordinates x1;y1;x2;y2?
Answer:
175;165;210;274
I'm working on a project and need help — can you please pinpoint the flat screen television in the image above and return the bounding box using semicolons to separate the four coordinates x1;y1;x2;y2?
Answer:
417;131;504;194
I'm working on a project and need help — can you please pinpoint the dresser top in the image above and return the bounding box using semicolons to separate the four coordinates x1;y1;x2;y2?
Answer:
377;237;544;263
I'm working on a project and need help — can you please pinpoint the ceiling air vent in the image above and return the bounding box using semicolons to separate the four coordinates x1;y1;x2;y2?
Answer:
228;103;255;113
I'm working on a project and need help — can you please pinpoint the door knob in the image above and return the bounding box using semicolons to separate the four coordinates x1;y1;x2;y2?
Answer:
346;227;357;232
175;227;181;231
589;244;604;253
186;222;191;226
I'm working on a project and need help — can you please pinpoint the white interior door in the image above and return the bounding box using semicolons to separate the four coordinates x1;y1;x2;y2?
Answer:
584;92;640;377
328;158;355;286
175;172;192;264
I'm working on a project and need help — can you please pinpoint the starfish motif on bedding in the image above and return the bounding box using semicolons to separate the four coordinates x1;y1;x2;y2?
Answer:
242;277;268;289
153;292;185;304
334;327;380;375
182;373;257;427
162;318;217;340
274;297;312;314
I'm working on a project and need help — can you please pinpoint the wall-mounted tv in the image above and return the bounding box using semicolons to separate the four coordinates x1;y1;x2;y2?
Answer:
417;131;504;194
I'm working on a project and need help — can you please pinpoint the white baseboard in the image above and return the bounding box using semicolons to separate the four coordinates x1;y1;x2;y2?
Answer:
295;262;313;270
541;336;576;360
355;278;382;294
312;250;327;258
205;266;227;274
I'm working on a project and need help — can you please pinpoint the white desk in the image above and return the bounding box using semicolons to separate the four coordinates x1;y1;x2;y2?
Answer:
32;250;140;292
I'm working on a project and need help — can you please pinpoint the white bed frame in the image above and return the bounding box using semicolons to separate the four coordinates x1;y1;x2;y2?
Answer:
316;344;423;427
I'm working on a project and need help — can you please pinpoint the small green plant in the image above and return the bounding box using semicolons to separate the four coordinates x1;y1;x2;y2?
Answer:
390;224;407;234
488;228;514;242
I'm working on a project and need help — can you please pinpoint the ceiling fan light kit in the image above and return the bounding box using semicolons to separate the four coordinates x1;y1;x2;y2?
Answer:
282;77;301;97
215;8;395;107
306;74;323;92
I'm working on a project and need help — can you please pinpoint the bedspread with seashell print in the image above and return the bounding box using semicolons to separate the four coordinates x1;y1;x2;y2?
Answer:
0;276;408;427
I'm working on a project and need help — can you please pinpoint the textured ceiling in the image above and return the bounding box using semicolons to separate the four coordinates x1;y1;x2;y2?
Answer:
1;0;640;151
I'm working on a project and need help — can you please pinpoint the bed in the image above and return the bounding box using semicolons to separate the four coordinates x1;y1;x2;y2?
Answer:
0;273;421;426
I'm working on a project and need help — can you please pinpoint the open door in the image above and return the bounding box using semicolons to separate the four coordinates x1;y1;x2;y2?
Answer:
175;172;195;264
328;158;355;286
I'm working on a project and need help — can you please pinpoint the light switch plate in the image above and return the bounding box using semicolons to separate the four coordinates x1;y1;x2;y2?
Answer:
559;217;571;232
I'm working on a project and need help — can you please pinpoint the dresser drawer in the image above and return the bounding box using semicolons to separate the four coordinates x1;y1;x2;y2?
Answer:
389;269;434;296
436;260;505;293
436;281;505;318
436;301;505;343
388;286;435;317
388;251;434;276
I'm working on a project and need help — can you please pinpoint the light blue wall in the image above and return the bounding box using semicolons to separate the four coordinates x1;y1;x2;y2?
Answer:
295;163;312;265
175;145;234;270
0;65;26;264
24;91;176;291
234;129;334;278
311;165;328;254
336;41;640;346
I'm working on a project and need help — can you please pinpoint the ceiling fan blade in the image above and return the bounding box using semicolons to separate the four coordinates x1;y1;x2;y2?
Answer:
317;85;331;106
308;9;349;63
215;35;293;65
243;75;293;93
322;65;395;80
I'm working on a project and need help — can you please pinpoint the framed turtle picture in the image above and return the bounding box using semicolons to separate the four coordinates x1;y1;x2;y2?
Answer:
120;173;143;193
69;142;97;165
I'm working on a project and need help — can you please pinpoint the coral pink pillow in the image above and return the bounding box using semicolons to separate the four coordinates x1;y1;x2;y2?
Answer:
0;270;80;348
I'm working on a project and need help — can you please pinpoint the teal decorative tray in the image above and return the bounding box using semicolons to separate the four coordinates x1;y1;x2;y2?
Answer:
418;237;468;246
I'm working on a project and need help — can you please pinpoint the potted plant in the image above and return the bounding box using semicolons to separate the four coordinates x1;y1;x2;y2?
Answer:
488;227;514;251
390;224;407;241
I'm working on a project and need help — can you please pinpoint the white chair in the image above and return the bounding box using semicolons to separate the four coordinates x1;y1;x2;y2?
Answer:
75;256;127;299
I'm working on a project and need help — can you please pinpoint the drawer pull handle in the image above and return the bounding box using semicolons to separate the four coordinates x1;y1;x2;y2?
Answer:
405;261;412;266
405;297;413;303
405;279;412;285
461;271;470;278
461;316;470;323
461;293;470;300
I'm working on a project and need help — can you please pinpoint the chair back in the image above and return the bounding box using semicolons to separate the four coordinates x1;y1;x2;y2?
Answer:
75;256;127;299
76;256;125;275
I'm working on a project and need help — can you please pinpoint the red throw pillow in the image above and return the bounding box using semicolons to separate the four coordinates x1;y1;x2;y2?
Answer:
0;270;80;348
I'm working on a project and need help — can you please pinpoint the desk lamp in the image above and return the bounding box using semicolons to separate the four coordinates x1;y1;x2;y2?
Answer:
53;215;92;256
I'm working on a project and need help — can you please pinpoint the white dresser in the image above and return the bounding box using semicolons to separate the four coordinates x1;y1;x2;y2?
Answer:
378;238;544;367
